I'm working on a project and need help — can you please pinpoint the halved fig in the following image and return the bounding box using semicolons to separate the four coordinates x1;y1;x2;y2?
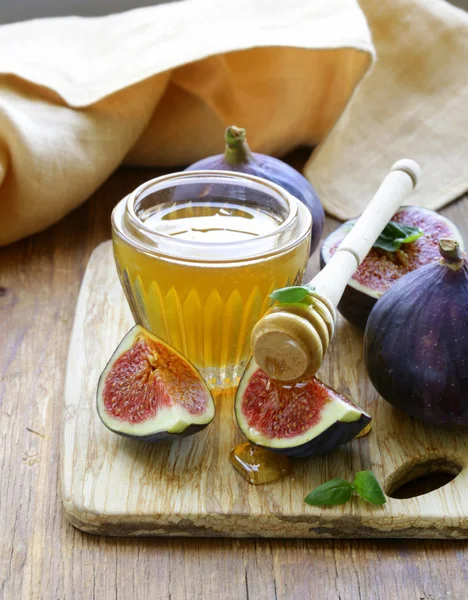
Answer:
320;206;463;330
234;359;370;458
97;325;215;441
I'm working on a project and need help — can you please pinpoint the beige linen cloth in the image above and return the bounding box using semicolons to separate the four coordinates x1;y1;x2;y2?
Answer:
0;0;467;246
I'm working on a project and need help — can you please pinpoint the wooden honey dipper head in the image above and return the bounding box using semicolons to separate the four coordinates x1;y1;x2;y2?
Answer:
251;159;421;382
250;292;336;382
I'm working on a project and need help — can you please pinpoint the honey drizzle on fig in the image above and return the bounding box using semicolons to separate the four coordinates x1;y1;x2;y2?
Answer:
230;443;291;485
355;422;372;438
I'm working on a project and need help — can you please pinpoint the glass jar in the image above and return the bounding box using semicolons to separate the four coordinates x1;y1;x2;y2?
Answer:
111;170;311;389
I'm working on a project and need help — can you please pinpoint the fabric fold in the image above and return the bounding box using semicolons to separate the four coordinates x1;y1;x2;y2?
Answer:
305;0;468;219
0;0;467;247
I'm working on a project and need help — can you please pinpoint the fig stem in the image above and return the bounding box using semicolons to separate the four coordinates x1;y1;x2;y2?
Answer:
439;238;463;264
224;126;253;166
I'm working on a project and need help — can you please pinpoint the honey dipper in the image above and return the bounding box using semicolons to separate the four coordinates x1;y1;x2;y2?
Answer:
250;159;421;382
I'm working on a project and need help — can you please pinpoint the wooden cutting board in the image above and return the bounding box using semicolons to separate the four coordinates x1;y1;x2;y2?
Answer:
61;241;468;538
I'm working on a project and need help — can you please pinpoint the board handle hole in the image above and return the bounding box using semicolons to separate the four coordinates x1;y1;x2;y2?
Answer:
385;457;464;499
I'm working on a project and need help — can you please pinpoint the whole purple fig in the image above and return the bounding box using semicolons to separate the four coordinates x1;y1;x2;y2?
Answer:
364;239;468;426
186;126;324;254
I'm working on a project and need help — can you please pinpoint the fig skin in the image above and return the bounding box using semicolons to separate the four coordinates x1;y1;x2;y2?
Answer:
267;416;371;458
186;126;324;254
364;241;468;426
97;423;209;444
329;280;377;332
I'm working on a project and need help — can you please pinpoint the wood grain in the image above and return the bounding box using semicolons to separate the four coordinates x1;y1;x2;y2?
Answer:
1;159;468;598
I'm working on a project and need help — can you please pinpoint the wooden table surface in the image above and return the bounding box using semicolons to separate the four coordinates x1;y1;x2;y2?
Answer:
2;155;468;599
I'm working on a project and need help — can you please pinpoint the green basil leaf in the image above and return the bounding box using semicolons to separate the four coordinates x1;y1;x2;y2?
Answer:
373;221;423;252
304;479;353;507
353;471;386;505
270;284;315;304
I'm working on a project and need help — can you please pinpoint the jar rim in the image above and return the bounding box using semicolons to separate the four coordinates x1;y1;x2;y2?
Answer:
114;170;312;263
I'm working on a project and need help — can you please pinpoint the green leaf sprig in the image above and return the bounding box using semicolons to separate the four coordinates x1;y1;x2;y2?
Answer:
373;221;423;252
269;283;316;304
304;470;386;507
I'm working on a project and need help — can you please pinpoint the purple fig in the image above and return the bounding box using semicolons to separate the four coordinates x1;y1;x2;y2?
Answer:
186;126;324;254
364;239;468;426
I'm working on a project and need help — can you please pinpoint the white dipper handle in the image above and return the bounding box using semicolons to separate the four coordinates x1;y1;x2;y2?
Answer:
312;159;421;306
251;159;421;382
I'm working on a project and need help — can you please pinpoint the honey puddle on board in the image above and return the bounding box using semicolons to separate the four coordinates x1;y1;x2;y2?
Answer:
355;422;372;438
230;442;292;485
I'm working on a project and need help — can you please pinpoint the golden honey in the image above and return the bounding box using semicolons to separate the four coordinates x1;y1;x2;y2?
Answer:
112;171;311;388
229;443;291;485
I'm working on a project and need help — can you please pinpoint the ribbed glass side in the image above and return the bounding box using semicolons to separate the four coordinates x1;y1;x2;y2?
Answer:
113;233;309;389
119;268;305;389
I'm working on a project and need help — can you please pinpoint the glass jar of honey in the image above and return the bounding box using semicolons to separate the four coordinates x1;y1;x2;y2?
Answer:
111;170;311;389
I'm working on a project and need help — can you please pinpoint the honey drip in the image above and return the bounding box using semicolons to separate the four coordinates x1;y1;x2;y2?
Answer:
230;442;291;484
355;422;372;438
